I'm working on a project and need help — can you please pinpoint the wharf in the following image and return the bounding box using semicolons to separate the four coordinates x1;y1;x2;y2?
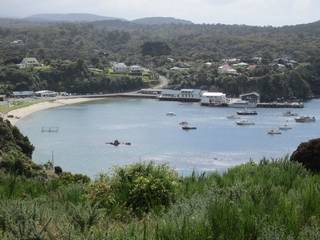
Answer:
257;102;304;108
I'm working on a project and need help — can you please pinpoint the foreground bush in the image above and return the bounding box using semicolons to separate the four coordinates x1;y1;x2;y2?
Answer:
291;138;320;171
88;162;179;216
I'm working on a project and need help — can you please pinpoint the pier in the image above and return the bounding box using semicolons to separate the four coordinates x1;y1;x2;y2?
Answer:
257;102;304;108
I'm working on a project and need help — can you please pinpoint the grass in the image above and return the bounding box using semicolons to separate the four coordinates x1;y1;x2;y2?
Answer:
0;99;46;113
1;158;320;239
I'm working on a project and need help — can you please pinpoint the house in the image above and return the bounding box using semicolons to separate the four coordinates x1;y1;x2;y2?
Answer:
112;62;129;73
205;62;213;66
10;40;24;46
35;90;58;98
129;65;144;74
252;57;262;64
232;62;249;69
222;58;240;64
167;57;175;63
0;95;6;102
12;91;34;98
201;92;227;106
18;58;40;69
240;92;260;103
170;67;189;72
218;64;238;75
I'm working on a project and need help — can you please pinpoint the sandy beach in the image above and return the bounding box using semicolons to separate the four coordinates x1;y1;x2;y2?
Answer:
4;98;102;125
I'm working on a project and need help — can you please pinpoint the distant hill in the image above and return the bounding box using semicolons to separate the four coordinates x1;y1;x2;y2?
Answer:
24;13;122;22
132;17;193;25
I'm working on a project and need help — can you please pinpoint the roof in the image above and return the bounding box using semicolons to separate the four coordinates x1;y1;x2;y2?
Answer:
202;92;226;97
113;62;127;67
240;92;260;97
35;90;56;94
12;91;34;96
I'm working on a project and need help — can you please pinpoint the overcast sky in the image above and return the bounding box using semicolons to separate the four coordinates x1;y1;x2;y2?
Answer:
0;0;319;26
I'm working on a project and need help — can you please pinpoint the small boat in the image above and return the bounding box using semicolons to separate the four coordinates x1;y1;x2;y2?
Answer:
295;116;316;123
236;120;255;126
182;126;197;130
237;109;258;116
227;115;240;120
179;121;189;126
283;111;298;117
267;129;282;135
279;124;292;130
166;112;176;116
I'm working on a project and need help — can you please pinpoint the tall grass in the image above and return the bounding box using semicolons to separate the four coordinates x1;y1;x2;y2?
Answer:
1;159;320;239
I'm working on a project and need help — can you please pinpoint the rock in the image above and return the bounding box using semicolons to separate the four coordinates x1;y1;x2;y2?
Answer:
54;166;63;175
290;138;320;171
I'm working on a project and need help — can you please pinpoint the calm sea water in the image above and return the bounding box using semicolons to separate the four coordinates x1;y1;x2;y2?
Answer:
17;98;320;177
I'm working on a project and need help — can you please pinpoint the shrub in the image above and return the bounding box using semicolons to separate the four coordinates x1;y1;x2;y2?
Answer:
290;138;320;171
88;162;179;216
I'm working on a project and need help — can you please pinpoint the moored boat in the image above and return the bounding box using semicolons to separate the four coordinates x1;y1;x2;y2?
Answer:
279;124;292;130
295;116;316;123
236;120;255;126
228;99;257;108
267;129;282;135
166;112;176;116
283;111;298;117
182;126;197;130
237;109;258;115
227;115;240;120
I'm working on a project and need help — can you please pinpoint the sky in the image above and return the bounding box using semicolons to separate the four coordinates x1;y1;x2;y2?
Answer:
0;0;319;26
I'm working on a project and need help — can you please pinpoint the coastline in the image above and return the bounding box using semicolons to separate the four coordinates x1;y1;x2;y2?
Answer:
3;97;102;126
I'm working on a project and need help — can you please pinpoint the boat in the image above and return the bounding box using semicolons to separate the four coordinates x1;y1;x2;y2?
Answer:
226;115;240;120
279;124;292;130
236;120;255;126
237;109;258;115
179;121;189;126
228;99;257;108
283;111;298;117
182;126;197;130
267;129;282;135
295;116;316;123
166;112;176;116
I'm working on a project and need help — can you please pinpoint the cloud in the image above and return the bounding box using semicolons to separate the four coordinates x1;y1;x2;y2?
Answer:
0;0;319;26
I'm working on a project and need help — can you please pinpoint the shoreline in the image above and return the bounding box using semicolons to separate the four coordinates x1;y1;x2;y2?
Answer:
3;97;102;126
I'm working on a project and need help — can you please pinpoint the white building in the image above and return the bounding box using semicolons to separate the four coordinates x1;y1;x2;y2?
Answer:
158;89;202;102
18;58;40;69
232;62;249;69
35;90;58;98
12;91;34;98
129;65;144;73
218;64;238;75
112;62;129;73
201;92;227;106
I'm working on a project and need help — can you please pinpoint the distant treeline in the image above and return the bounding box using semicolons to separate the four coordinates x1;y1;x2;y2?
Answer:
0;20;319;98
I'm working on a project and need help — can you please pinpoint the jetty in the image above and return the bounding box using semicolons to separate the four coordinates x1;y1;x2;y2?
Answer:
257;102;304;108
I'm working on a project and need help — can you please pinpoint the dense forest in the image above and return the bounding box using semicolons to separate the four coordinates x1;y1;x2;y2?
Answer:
0;19;320;99
1;117;320;239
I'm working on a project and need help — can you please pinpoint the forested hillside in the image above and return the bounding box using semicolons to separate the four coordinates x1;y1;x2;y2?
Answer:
0;19;319;99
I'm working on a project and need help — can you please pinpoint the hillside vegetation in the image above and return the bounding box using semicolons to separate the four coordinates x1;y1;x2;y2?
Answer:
0;20;320;98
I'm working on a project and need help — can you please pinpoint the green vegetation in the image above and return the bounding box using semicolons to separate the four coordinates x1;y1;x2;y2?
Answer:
0;99;45;113
1;118;320;239
0;20;320;99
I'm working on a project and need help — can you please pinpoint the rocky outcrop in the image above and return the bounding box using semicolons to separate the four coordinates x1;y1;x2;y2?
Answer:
290;138;320;171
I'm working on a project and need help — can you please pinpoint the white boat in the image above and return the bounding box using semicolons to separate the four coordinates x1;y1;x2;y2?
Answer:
295;116;316;123
267;129;282;135
279;124;292;130
236;120;255;126
283;111;298;117
226;115;240;120
228;99;257;108
166;112;176;116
